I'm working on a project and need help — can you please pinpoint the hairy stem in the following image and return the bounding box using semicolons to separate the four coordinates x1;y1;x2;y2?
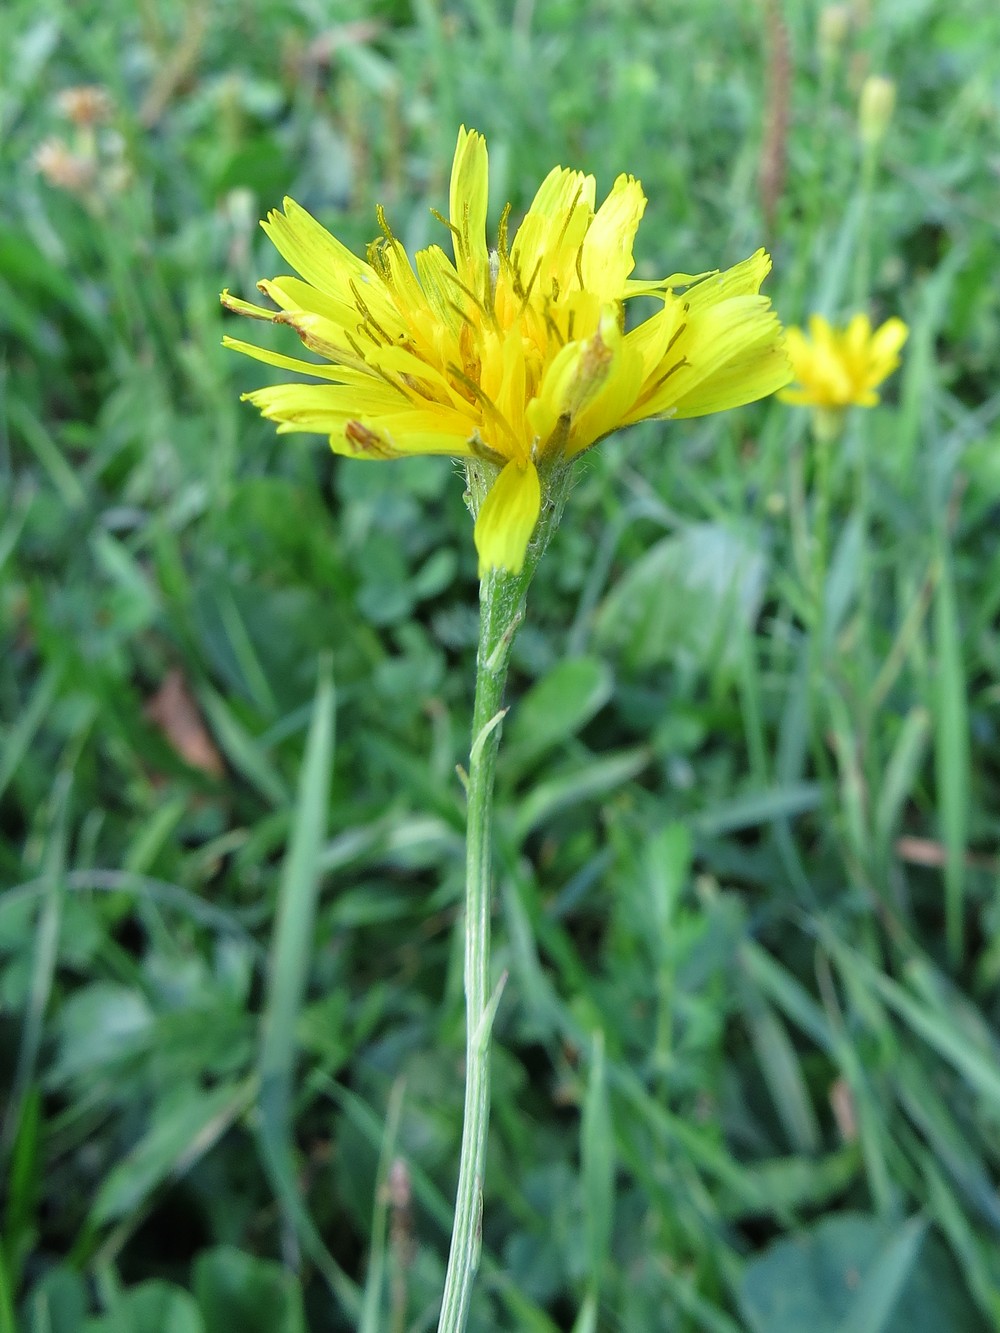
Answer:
437;464;569;1332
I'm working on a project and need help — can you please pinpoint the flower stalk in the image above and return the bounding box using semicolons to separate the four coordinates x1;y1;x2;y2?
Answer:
437;465;569;1332
220;126;791;1328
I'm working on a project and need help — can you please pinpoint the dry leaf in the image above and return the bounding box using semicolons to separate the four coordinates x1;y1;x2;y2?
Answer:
895;836;997;873
145;669;224;777
829;1076;858;1144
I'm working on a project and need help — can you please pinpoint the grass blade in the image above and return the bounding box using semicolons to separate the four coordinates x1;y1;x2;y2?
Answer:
0;665;61;805
358;1077;406;1333
258;655;336;1129
581;1030;613;1299
933;541;969;967
2;772;70;1163
255;656;357;1316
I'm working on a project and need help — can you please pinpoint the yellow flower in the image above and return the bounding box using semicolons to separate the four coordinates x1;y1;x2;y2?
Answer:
780;313;908;410
223;127;790;575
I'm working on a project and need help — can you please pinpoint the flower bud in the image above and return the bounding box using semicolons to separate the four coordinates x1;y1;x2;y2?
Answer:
859;75;896;150
818;6;850;65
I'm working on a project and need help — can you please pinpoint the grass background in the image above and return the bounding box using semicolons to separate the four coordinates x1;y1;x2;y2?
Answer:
3;0;1000;1329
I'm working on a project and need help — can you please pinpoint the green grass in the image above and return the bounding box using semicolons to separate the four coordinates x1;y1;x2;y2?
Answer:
3;0;1000;1329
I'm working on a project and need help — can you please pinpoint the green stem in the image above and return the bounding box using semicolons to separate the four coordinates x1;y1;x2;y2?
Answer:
437;463;569;1332
811;423;834;619
805;414;840;816
852;148;878;311
436;579;508;1331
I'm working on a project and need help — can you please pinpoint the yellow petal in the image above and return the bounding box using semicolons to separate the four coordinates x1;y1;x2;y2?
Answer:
450;127;490;296
414;244;467;334
569;340;645;453
581;173;646;299
870;316;908;364
368;207;428;314
488;325;530;456
527;307;642;458
622;268;713;298
684;249;772;312
525;340;583;448
783;325;809;372
221;335;351;381
221;289;279;321
845;312;872;354
262;198;369;298
473;460;541;576
376;407;478;448
244;381;404;429
267;310;368;373
336;417;474;459
629;291;789;421
671;340;791;417
510;167;596;295
259;276;360;329
670;300;791;418
524;165;597;220
624;293;687;382
807;312;834;344
262;199;404;335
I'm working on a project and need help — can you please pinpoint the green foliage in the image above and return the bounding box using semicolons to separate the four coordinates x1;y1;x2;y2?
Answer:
739;1215;987;1332
2;0;1000;1328
20;1250;305;1333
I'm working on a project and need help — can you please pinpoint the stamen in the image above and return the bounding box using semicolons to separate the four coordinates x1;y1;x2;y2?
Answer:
447;363;518;449
222;288;277;321
401;371;447;406
442;265;494;323
665;321;687;355
368;359;419;400
348;327;422;403
447;300;476;330
349;279;396;346
345;421;397;457
344;330;372;365
274;313;367;372
517;256;543;315
553;182;584;253
468;429;508;466
358;320;387;348
497;203;511;265
431;208;462;245
366;240;390;281
543;311;565;347
637;356;688;406
376;203;397;244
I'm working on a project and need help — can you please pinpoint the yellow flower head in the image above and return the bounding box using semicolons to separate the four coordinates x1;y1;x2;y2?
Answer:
780;312;908;410
223;128;790;575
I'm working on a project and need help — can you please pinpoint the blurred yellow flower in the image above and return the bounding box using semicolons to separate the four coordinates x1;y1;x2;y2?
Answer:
780;313;908;410
223;128;789;575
